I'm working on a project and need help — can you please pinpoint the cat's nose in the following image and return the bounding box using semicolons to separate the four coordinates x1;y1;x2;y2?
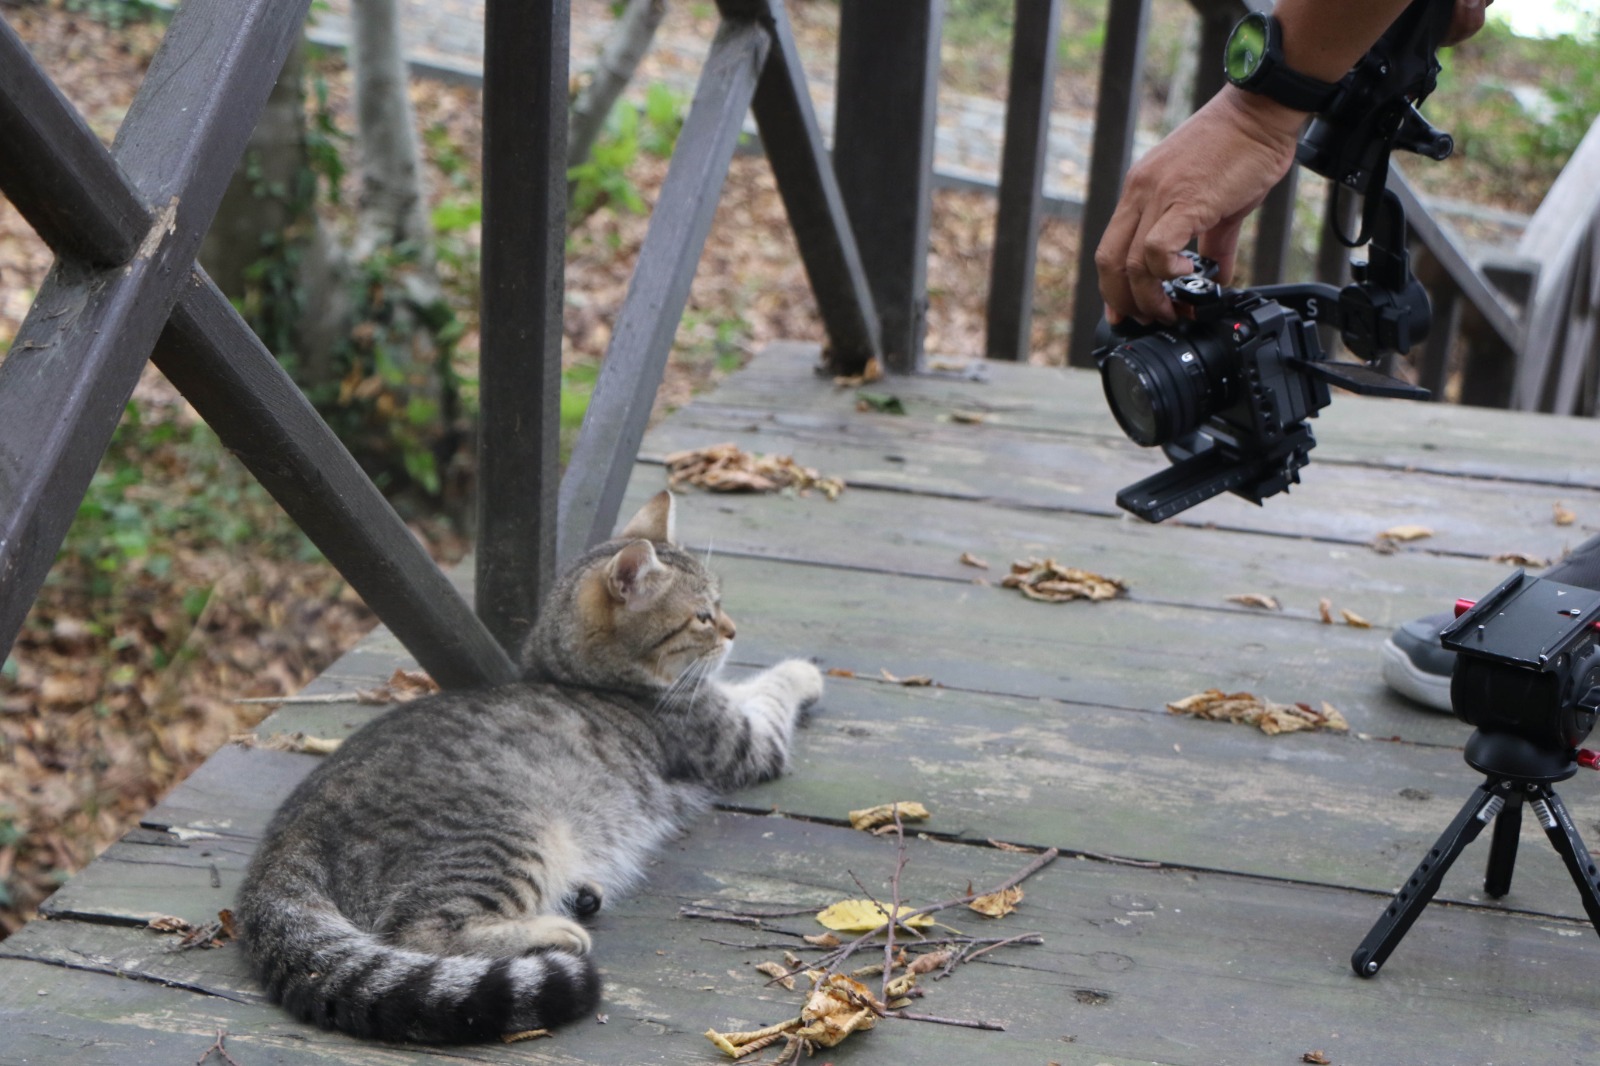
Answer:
718;616;736;640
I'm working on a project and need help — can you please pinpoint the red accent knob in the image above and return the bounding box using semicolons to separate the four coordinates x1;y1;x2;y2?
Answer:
1454;598;1476;618
1578;750;1600;771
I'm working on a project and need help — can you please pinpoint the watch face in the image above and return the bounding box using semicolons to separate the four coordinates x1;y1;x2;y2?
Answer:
1225;13;1269;83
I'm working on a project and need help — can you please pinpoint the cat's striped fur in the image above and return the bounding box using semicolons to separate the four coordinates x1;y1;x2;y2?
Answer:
237;492;823;1042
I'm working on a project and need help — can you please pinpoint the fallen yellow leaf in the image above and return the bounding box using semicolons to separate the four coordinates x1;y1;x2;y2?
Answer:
959;551;990;570
1227;593;1281;611
848;801;931;831
815;899;935;934
1555;502;1577;526
968;885;1024;918
1318;597;1333;624
1379;524;1433;542
1340;609;1371;628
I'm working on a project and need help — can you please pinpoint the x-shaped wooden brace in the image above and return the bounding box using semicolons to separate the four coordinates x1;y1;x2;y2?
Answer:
0;0;516;687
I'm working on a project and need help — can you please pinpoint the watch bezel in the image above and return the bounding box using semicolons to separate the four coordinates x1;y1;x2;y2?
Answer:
1225;11;1275;88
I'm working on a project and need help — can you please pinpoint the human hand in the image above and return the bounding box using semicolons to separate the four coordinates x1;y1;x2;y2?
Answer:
1444;0;1493;46
1094;87;1303;324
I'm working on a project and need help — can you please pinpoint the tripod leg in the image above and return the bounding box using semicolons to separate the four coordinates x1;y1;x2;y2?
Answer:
1352;780;1508;978
1531;788;1600;936
1483;787;1525;899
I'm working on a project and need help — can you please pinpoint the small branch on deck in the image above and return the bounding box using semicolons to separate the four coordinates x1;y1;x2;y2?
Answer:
880;804;910;1004
886;1010;1006;1031
195;1028;243;1066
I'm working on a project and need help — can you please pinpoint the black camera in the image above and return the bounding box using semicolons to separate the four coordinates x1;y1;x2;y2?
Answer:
1444;571;1600;755
1096;0;1455;523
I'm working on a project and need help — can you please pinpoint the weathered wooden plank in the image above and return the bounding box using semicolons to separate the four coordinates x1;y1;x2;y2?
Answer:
703;554;1468;747
8;813;1600;1065
476;0;571;651
711;342;1600;489
736;0;881;371
645;403;1600;561
985;0;1062;362
558;17;772;561
88;665;1599;926
832;0;942;371
622;469;1509;627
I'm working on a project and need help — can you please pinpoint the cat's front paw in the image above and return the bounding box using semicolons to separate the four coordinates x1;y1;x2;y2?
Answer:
772;658;825;708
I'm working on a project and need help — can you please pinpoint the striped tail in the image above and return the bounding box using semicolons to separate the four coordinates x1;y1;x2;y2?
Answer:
240;896;601;1043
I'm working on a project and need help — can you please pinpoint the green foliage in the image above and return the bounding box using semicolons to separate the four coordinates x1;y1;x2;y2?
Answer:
55;402;314;602
1429;18;1600;204
560;361;600;466
568;83;688;225
63;0;166;29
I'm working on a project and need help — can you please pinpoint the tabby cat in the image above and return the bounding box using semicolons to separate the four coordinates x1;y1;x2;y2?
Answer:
237;491;823;1043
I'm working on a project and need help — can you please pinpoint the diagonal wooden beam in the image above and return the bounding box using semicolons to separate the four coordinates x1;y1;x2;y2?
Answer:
731;0;881;374
557;16;772;559
0;8;517;687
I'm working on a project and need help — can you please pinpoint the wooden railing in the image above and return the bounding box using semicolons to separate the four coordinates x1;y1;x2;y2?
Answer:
0;0;1590;690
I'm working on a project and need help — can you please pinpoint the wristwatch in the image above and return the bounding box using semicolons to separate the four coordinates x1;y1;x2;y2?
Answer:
1224;12;1341;113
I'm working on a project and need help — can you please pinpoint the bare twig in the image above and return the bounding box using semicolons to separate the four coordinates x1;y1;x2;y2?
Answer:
683;903;829;919
959;932;1042;966
678;908;769;928
195;1028;243;1066
880;804;910;1003
886;1010;1006;1031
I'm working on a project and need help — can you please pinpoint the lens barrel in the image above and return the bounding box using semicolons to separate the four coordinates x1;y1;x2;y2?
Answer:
1099;330;1235;448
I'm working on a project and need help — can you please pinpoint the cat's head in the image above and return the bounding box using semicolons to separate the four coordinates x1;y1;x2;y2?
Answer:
521;491;737;692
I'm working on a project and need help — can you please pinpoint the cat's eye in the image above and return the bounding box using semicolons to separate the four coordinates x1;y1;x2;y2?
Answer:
696;609;714;624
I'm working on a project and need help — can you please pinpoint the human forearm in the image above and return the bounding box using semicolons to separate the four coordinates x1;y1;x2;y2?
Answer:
1272;0;1416;82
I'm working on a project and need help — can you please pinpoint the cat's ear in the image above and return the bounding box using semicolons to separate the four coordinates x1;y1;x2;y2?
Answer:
606;539;670;610
618;490;676;544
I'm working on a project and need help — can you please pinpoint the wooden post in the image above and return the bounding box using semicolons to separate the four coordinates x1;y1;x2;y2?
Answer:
985;0;1062;363
475;0;571;654
1068;0;1151;367
833;0;943;373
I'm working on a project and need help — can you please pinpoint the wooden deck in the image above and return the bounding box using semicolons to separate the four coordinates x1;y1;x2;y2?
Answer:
6;342;1600;1064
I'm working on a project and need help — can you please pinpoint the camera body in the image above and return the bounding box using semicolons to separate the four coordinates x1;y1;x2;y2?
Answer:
1094;0;1454;523
1444;571;1600;754
1098;276;1330;523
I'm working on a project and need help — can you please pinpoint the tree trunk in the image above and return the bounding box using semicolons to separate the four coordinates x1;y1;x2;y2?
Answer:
200;39;349;388
350;0;434;268
568;0;668;170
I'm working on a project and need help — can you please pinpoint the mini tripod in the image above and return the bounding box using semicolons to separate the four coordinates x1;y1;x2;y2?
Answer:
1352;729;1600;977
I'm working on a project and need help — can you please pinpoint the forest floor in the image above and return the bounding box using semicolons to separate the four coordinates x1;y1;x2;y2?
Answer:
0;0;1590;937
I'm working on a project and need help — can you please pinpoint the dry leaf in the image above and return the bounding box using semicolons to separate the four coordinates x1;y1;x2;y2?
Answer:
1555;502;1577;526
147;915;193;934
1002;558;1127;603
803;932;841;948
968;886;1024;918
797;974;882;1048
815;899;935;933
833;356;884;387
706;1019;803;1059
1379;524;1433;542
848;801;931;831
958;551;990;570
501;1029;552;1044
249;732;343;755
826;668;856;679
1492;551;1551;568
987;839;1039;854
879;669;934;686
1340;609;1371;628
1167;690;1349;736
755;961;796;991
1227;593;1281;611
907;949;955;975
1318;597;1333;624
950;410;987;425
663;442;845;500
1303;1053;1332;1065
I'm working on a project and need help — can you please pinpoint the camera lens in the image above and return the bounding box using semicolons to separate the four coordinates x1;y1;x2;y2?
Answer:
1099;331;1235;447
